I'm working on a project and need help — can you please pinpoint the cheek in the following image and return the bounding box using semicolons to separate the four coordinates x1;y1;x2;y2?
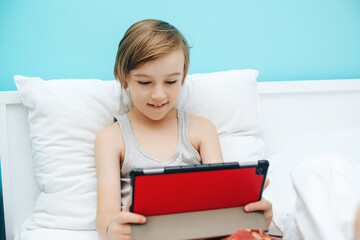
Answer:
175;84;182;94
129;86;145;102
169;86;182;100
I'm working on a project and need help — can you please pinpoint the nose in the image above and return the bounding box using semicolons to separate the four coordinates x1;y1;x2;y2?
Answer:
151;85;166;100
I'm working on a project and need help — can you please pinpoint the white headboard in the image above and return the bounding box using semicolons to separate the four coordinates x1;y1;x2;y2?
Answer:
0;92;40;239
1;79;360;239
258;79;360;156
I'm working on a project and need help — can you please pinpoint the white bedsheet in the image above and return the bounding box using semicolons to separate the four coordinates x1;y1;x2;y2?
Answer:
15;228;101;240
288;155;360;240
265;127;360;238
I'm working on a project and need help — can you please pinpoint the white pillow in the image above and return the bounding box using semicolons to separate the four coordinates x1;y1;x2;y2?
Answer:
176;69;265;162
14;69;265;233
14;76;124;231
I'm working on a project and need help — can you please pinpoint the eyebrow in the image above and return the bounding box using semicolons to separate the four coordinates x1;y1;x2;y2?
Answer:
132;72;182;77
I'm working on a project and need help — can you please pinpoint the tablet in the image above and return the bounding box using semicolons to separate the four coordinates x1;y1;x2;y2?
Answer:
130;160;269;216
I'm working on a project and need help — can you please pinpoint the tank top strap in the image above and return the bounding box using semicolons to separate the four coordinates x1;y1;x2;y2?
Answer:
176;108;199;157
176;108;187;141
114;115;134;150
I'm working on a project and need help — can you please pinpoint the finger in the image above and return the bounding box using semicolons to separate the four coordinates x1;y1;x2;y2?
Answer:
244;199;271;212
119;224;132;235
123;198;131;212
264;178;270;190
114;233;132;240
107;222;132;240
118;212;147;224
119;235;132;240
264;206;274;227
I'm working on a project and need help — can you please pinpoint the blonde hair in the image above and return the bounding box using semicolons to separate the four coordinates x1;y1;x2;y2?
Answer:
114;19;190;89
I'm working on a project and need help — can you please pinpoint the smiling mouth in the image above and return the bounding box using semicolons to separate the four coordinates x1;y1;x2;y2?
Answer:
148;102;168;109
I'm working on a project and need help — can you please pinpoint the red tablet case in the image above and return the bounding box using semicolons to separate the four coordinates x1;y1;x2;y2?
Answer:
130;160;268;216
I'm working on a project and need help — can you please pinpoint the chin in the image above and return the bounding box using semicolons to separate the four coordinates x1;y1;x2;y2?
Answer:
146;111;169;121
145;107;173;121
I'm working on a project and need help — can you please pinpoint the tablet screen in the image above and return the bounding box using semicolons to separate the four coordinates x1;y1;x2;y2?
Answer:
130;160;268;216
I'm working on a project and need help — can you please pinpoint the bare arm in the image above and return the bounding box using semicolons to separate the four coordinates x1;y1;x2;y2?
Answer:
189;115;223;164
95;124;122;239
95;124;145;240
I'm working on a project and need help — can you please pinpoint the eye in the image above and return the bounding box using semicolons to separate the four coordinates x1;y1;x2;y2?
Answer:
166;80;177;85
138;81;151;85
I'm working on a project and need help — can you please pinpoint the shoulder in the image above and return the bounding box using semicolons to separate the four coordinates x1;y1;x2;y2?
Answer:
95;122;124;155
188;114;218;146
96;122;121;141
189;114;222;163
188;114;216;132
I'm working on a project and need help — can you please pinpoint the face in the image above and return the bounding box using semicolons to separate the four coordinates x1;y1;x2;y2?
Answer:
127;49;184;121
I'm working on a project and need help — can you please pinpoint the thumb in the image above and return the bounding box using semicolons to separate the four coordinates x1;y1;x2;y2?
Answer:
264;178;270;190
123;198;131;212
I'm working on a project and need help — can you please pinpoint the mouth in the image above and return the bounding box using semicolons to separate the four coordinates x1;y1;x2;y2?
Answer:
147;102;168;109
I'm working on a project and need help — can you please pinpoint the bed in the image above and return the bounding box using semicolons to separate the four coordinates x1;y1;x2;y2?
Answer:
1;70;360;239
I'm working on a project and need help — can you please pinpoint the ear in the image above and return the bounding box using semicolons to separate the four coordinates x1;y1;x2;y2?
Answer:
181;73;187;86
123;77;129;89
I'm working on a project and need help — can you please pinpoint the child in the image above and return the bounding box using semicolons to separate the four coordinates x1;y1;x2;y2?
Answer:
95;19;273;240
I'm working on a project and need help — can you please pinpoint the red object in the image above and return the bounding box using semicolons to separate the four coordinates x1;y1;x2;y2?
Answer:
132;167;265;216
222;229;278;240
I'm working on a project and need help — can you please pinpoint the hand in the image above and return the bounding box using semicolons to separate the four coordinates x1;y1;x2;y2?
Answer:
355;203;360;240
107;199;146;240
244;178;273;227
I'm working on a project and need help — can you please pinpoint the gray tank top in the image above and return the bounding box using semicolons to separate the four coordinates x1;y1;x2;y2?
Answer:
114;108;201;209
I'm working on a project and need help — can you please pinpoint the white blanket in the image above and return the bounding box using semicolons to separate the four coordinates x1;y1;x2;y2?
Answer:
288;155;360;240
265;127;360;238
15;228;100;240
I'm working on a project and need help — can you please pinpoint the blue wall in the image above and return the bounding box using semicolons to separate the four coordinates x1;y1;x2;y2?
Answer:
0;167;4;239
0;0;360;92
0;0;360;237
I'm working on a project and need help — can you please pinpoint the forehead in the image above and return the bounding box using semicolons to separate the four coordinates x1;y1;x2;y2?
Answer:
130;49;185;78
